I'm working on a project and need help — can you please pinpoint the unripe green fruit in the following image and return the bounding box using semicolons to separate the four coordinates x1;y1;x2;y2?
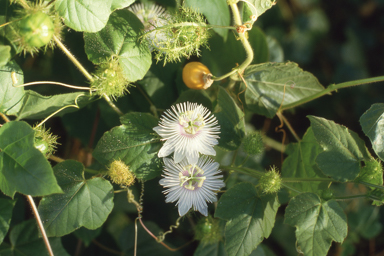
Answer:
19;12;54;48
34;137;49;155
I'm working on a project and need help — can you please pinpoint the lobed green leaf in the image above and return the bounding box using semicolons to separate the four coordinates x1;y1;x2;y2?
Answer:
284;193;347;256
38;160;114;237
360;103;384;161
0;121;62;197
0;61;24;116
0;45;11;67
214;87;245;151
93;112;162;180
309;115;371;181
242;62;324;118
0;198;15;244
215;182;280;256
84;9;151;82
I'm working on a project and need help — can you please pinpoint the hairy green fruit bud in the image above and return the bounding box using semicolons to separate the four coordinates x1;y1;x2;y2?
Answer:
242;131;264;155
321;188;334;201
194;216;222;245
19;12;54;48
33;125;59;158
357;158;383;186
259;166;282;194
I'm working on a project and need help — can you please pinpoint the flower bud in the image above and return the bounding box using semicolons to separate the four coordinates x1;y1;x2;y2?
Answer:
33;125;59;158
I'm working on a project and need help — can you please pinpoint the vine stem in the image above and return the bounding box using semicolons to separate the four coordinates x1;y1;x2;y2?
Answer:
26;195;54;256
276;112;301;142
282;75;384;110
53;35;94;82
0;112;10;123
102;94;124;116
14;81;97;91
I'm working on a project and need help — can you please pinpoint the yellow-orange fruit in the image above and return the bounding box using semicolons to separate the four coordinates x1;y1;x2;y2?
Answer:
182;62;212;90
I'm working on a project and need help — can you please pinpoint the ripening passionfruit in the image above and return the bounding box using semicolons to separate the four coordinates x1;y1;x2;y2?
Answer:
182;62;213;90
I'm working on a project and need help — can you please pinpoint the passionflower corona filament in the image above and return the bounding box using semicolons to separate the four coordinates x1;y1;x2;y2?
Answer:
153;102;220;165
159;157;225;216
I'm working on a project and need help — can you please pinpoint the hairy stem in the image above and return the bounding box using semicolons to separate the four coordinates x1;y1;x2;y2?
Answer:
102;94;124;116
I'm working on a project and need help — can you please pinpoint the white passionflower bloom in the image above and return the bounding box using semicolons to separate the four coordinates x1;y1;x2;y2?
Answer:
153;102;220;165
159;157;225;216
128;2;170;51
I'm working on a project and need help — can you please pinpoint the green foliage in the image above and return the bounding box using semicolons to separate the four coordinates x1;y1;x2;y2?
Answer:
309;115;371;182
284;193;348;256
1;1;384;255
38;160;114;237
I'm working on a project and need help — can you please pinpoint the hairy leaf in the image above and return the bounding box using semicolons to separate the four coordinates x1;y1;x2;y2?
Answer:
38;160;114;237
215;183;279;256
360;103;384;161
309;116;371;181
214;87;245;151
93;112;162;180
0;121;62;197
242;62;324;118
284;193;347;256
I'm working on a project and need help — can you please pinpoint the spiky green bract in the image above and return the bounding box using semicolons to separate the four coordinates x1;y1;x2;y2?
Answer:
108;160;135;187
33;125;59;158
259;166;282;194
242;131;264;155
356;158;383;185
144;7;210;64
194;215;222;245
91;59;130;100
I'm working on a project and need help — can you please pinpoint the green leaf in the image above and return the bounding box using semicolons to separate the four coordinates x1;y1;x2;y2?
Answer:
184;0;230;40
242;62;324;118
93;112;162;180
0;45;11;67
84;9;151;82
55;0;111;32
38;160;114;237
0;219;69;256
246;0;276;17
0;121;62;197
110;0;135;10
215;183;280;256
284;193;347;256
214;87;245;151
15;90;91;120
282;127;328;195
360;103;384;162
309;116;371;182
194;241;227;256
0;61;24;116
0;198;15;244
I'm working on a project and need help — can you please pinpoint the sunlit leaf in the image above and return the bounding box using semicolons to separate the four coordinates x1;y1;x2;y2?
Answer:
360;103;384;162
185;0;230;40
282;127;328;195
0;61;24;116
215;182;280;256
0;219;69;255
110;0;135;10
242;62;324;118
284;193;347;256
0;121;62;197
214;87;245;151
245;0;276;18
84;9;151;82
309;116;371;181
93;112;162;180
0;45;11;67
15;91;92;120
38;160;114;237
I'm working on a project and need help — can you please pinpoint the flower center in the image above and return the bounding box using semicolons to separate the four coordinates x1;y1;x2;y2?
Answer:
179;111;205;135
179;164;206;190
